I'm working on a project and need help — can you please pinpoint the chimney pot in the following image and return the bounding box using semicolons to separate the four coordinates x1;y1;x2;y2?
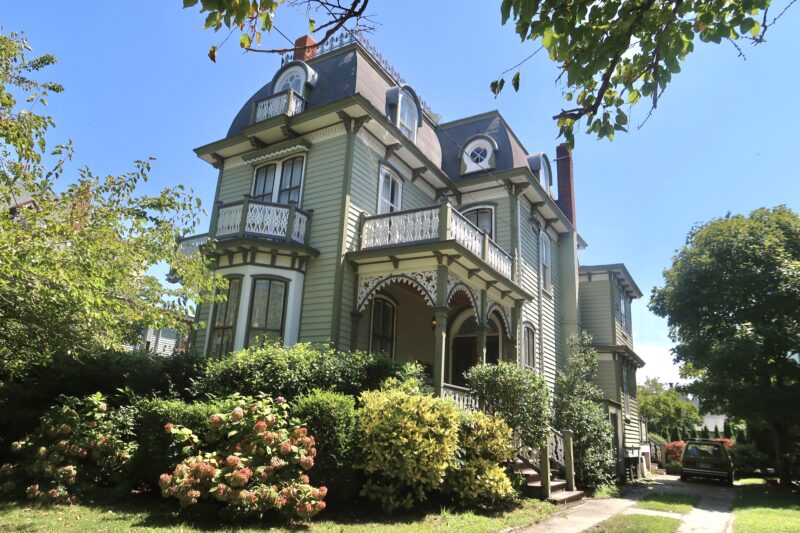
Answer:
555;143;577;228
293;35;317;62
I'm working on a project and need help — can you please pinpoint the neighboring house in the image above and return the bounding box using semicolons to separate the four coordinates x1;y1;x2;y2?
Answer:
579;264;647;479
136;325;190;355
179;33;645;482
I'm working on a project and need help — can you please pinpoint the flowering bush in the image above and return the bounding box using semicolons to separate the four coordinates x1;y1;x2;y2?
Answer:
665;441;685;462
711;438;734;450
0;393;136;502
357;389;460;511
444;410;517;509
158;394;326;521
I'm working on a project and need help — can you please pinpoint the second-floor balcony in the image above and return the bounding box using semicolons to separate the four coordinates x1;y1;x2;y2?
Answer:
359;203;514;280
214;197;312;245
254;89;305;123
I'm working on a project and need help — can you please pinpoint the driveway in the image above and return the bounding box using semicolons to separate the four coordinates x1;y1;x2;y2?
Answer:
522;474;736;533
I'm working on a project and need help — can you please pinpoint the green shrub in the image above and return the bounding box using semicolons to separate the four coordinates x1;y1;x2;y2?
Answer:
465;362;550;449
158;395;326;520
193;342;395;400
730;443;770;475
357;389;460;511
0;349;205;459
0;393;136;502
130;396;236;488
554;334;615;488
444;410;517;510
293;390;357;505
665;461;682;475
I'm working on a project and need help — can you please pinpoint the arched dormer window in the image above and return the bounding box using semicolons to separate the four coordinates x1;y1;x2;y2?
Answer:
387;86;422;143
461;135;498;175
462;205;494;240
272;61;317;97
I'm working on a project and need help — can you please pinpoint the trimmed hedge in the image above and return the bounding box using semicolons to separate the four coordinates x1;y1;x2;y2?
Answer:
192;343;396;400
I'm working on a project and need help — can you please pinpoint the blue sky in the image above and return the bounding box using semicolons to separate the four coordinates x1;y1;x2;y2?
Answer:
5;1;799;383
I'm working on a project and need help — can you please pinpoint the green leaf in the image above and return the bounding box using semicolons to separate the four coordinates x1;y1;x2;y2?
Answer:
308;18;315;33
490;78;505;97
512;72;521;92
208;45;217;63
240;33;251;49
628;90;640;104
183;0;199;7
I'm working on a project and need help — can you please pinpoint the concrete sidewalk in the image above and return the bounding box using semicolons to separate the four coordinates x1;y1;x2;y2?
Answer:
521;486;647;532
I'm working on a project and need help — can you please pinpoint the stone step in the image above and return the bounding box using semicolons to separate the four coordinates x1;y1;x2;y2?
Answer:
547;490;585;507
514;467;542;484
524;478;567;498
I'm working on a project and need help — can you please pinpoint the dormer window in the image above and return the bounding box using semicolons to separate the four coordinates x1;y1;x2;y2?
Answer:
276;66;305;93
398;90;418;142
461;135;497;175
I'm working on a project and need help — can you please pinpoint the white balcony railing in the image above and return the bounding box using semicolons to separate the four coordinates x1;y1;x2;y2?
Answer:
359;202;515;282
214;198;311;244
254;89;305;123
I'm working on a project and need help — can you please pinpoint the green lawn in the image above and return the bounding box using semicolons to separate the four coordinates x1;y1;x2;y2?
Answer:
635;493;700;514
732;482;800;533
0;496;555;533
592;484;622;499
589;514;680;533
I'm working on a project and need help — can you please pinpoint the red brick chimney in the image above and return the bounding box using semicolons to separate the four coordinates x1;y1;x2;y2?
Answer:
555;143;577;228
293;35;318;62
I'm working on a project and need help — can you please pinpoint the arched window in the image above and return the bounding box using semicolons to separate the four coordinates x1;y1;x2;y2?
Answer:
252;155;305;205
398;89;418;142
246;277;288;347
377;166;402;214
463;206;494;239
275;66;306;94
540;233;552;291
209;276;243;356
523;324;536;370
369;295;396;357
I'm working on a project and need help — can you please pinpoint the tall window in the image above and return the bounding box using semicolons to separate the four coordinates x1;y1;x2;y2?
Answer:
247;277;287;346
619;292;628;330
398;90;418;142
370;296;396;357
377;167;402;214
251;156;305;205
540;234;552;291
209;277;242;356
523;325;536;369
463;206;494;239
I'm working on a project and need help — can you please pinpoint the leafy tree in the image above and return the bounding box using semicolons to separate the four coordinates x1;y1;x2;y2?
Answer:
553;333;615;488
714;425;721;439
701;426;711;439
651;206;800;486
183;1;795;146
0;31;224;381
723;420;733;439
637;378;702;437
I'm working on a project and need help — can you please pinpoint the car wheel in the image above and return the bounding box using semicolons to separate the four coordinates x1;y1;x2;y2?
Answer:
726;475;734;487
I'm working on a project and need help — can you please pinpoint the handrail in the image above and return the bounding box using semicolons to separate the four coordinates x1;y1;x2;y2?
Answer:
217;198;311;218
253;89;305;123
361;203;440;221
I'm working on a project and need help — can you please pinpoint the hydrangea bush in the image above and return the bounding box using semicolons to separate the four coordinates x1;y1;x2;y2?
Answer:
158;394;326;520
0;393;135;502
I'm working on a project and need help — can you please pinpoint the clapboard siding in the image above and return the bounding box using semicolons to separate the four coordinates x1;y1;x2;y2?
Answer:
218;161;255;204
192;302;210;355
298;135;348;342
624;366;641;445
597;355;619;401
579;277;614;345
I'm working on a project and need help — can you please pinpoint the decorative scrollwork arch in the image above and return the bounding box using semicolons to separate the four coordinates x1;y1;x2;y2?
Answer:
446;278;480;320
356;270;437;312
486;302;513;340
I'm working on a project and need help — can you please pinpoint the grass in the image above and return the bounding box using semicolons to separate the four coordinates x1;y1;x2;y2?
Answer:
589;514;680;533
732;482;800;533
735;477;767;486
593;484;622;499
0;495;556;533
635;493;700;514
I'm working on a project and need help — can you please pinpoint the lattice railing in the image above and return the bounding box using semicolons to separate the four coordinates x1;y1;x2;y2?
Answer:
216;205;242;236
254;90;305;123
214;199;310;244
442;384;479;411
177;234;209;256
361;206;440;249
548;427;566;468
245;203;289;237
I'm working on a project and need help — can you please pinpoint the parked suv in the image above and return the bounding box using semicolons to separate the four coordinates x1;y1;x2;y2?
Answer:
680;439;734;485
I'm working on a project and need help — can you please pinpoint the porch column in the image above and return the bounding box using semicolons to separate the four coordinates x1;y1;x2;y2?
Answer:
433;263;449;396
508;301;522;363
350;311;362;352
476;289;488;364
476;327;487;364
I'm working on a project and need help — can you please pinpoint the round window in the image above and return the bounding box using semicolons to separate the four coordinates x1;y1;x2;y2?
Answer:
469;146;488;164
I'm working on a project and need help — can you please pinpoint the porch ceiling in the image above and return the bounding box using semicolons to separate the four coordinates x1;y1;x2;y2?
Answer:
347;240;533;305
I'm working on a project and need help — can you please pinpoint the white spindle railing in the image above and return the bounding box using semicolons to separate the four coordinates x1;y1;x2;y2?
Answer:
254;90;305;123
442;384;479;411
449;209;483;256
361;207;440;249
487;239;513;278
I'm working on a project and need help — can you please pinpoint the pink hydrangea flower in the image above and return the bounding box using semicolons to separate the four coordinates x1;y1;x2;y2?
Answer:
231;407;244;421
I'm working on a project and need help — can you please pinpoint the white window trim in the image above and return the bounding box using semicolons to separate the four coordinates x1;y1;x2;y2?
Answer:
274;65;307;95
540;232;552;292
462;138;495;174
368;295;397;358
397;90;418;143
462;205;495;240
377;166;403;214
251;155;307;206
522;323;537;371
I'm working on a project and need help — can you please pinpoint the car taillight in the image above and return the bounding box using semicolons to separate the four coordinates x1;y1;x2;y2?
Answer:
684;460;696;467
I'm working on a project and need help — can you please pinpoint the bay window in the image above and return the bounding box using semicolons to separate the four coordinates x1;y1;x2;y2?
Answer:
209;276;242;356
247;277;288;346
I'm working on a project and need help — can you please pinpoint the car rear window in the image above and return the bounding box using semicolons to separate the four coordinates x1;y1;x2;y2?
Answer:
685;443;723;458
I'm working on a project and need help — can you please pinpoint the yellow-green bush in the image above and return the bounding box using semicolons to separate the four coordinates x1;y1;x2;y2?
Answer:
445;411;517;509
356;389;460;511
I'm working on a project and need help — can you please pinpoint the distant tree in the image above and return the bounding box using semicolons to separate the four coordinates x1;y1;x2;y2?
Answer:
651;206;800;486
0;31;225;381
669;427;681;443
723;421;733;440
691;427;699;439
714;425;721;439
736;428;748;445
701;426;711;439
638;378;702;438
183;1;796;146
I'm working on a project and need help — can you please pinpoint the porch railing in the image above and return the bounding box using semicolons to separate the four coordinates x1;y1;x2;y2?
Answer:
648;437;665;467
177;233;209;256
215;196;312;245
441;383;479;411
359;202;516;282
254;89;305;123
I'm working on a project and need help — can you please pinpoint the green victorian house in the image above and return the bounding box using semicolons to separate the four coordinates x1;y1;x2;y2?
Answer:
179;33;648;483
